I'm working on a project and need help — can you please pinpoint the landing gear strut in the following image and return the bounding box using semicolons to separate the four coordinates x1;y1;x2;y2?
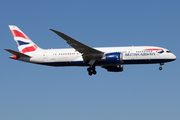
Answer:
87;66;97;76
159;63;164;70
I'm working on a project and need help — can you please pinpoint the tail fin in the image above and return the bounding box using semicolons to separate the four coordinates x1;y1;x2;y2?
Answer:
9;25;41;53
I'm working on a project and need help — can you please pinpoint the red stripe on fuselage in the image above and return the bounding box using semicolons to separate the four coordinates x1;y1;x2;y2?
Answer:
20;45;37;53
144;49;163;51
11;30;30;40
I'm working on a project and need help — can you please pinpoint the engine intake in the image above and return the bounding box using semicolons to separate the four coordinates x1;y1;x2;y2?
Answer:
105;52;123;64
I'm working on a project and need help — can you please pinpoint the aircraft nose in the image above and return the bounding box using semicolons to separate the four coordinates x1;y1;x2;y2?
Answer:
172;53;177;60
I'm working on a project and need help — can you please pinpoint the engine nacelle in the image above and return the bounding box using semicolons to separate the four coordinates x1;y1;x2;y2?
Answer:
105;52;123;64
103;65;123;72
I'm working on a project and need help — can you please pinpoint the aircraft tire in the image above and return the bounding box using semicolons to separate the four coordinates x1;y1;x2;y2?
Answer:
93;71;97;75
88;72;92;76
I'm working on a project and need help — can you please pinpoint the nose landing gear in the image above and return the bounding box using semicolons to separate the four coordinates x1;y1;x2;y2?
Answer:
87;66;97;76
159;63;164;70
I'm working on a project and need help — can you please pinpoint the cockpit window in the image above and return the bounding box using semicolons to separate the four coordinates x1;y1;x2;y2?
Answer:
166;51;171;53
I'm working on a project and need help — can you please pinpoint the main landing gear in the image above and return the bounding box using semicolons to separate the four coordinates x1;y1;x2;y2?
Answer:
159;63;164;70
87;66;97;76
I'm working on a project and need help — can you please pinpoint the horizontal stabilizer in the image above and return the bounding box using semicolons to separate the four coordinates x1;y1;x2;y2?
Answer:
4;49;30;58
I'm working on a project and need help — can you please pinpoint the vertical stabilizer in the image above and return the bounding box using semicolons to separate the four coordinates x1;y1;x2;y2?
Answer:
9;25;41;53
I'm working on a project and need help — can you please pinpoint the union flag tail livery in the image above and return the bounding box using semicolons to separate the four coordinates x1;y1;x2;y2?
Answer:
5;25;176;76
9;25;40;53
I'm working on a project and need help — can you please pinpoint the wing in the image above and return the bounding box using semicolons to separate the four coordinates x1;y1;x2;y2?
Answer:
49;28;104;63
49;29;102;54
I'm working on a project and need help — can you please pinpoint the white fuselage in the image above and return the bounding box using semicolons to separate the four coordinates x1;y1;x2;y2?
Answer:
21;46;176;67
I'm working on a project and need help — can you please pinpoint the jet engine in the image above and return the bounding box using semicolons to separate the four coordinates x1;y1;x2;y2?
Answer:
104;52;123;64
103;65;123;72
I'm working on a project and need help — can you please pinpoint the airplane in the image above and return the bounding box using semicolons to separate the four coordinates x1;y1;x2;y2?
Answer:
5;25;176;76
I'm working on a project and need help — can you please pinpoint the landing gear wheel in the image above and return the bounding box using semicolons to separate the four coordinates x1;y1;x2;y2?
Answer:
159;66;162;70
87;68;91;72
88;72;92;76
92;70;97;75
87;66;97;76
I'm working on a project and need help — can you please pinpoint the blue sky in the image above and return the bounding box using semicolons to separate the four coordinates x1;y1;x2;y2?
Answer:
0;0;180;120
